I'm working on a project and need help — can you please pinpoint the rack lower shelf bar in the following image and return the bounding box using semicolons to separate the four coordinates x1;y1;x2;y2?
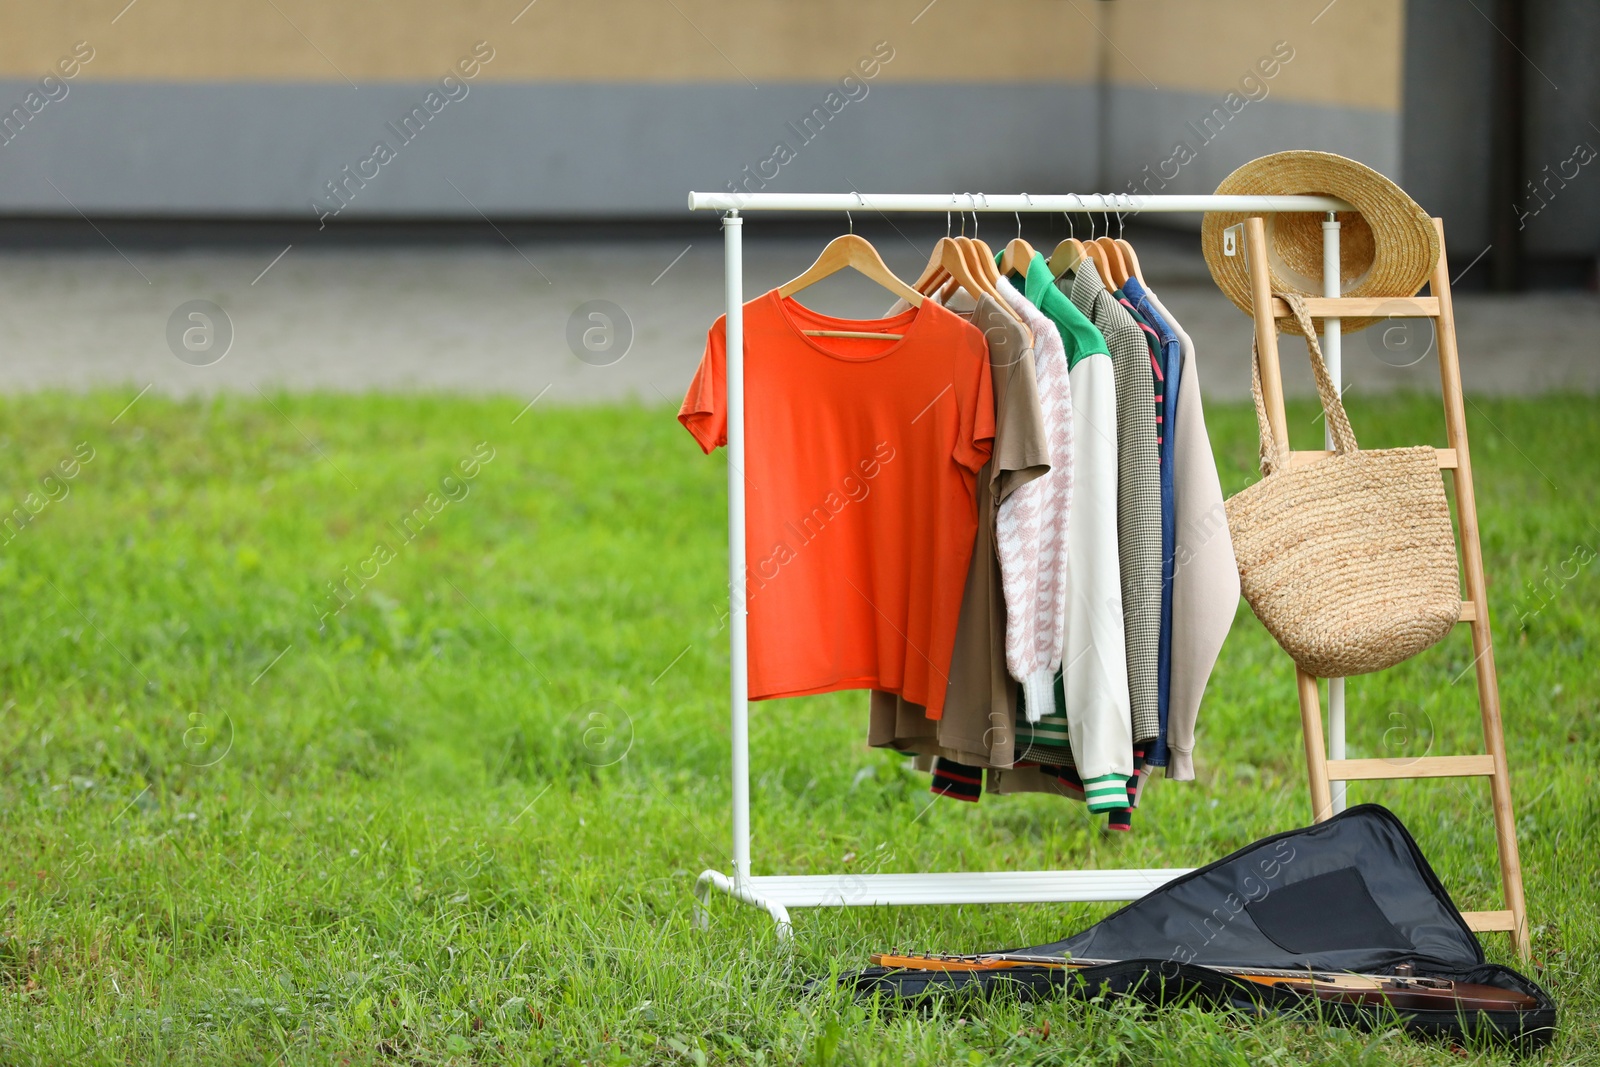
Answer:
686;189;1357;939
694;869;1197;939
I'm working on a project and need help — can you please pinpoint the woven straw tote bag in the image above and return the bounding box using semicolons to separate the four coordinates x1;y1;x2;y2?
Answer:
1225;294;1461;678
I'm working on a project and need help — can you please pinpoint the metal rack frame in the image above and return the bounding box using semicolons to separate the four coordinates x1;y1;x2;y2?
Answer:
684;190;1356;939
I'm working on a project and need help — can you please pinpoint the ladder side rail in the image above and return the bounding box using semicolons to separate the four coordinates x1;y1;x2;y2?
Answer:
1428;217;1530;959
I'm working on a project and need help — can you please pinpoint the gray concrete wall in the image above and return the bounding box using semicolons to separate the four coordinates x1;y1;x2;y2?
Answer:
1106;85;1401;215
1522;0;1600;258
1400;0;1497;255
0;79;1398;225
1402;0;1600;270
0;81;1099;218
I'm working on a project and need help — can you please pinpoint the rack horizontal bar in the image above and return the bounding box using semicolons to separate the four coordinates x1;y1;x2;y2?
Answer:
687;192;1355;214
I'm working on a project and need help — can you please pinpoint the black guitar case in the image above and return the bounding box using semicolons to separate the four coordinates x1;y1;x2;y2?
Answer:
839;805;1555;1049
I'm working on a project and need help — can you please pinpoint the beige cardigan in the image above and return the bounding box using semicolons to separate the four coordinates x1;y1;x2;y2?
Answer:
1141;288;1239;781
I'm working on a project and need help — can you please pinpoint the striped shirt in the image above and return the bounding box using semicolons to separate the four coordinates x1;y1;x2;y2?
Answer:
1121;276;1184;768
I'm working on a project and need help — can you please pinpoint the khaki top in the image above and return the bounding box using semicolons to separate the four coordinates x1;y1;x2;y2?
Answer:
867;291;1050;766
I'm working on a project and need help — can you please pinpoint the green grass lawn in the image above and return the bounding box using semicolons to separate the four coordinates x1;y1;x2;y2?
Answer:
0;390;1594;1065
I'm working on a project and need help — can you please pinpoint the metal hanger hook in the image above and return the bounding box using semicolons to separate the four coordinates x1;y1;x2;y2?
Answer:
846;209;853;234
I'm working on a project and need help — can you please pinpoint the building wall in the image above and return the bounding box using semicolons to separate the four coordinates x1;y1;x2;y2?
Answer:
1102;0;1403;201
1403;0;1600;279
1521;0;1600;262
0;0;1404;220
1400;0;1496;258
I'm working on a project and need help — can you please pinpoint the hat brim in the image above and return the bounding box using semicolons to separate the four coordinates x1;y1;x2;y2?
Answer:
1201;151;1440;335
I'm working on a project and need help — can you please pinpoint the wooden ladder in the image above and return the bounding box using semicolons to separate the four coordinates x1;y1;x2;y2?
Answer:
1242;216;1530;960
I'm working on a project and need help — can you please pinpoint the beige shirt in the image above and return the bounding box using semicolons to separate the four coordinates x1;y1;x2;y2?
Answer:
1141;286;1238;780
867;291;1050;766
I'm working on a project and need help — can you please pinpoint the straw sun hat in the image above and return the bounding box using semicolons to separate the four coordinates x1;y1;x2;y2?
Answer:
1201;151;1440;335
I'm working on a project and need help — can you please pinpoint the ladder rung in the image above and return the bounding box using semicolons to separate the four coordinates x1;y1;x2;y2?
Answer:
1288;447;1457;469
1459;600;1479;623
1271;296;1441;318
1325;755;1496;781
1461;909;1518;932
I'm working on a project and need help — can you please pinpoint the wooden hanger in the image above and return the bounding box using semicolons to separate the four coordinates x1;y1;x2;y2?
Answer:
912;237;985;300
1048;203;1088;279
957;200;1002;294
1048;238;1085;278
1095;237;1130;287
978;236;1036;343
913;209;1025;328
998;237;1036;278
950;236;1029;328
1116;238;1146;285
1082;240;1114;291
935;236;980;302
970;236;1002;291
778;233;922;340
914;207;990;300
935;240;979;306
912;239;948;292
999;202;1038;278
912;226;1029;335
951;237;987;291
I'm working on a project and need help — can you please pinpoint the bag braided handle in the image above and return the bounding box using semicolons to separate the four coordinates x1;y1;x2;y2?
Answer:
1250;292;1360;476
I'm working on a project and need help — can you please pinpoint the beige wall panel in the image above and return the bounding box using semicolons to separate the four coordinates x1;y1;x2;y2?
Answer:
1100;0;1402;111
0;0;1096;83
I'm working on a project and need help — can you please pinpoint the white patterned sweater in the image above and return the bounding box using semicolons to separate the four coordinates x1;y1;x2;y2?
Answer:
992;277;1074;722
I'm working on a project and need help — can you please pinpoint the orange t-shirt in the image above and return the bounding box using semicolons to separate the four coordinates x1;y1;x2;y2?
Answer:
679;289;994;719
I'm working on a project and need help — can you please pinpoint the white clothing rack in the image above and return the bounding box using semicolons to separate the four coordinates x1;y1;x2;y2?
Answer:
686;191;1355;938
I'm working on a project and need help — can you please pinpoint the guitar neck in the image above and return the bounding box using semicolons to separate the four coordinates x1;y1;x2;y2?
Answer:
990;954;1351;981
872;952;1366;983
867;953;1538;1012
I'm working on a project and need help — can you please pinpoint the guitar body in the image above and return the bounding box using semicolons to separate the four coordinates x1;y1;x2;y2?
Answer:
845;811;1556;1048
